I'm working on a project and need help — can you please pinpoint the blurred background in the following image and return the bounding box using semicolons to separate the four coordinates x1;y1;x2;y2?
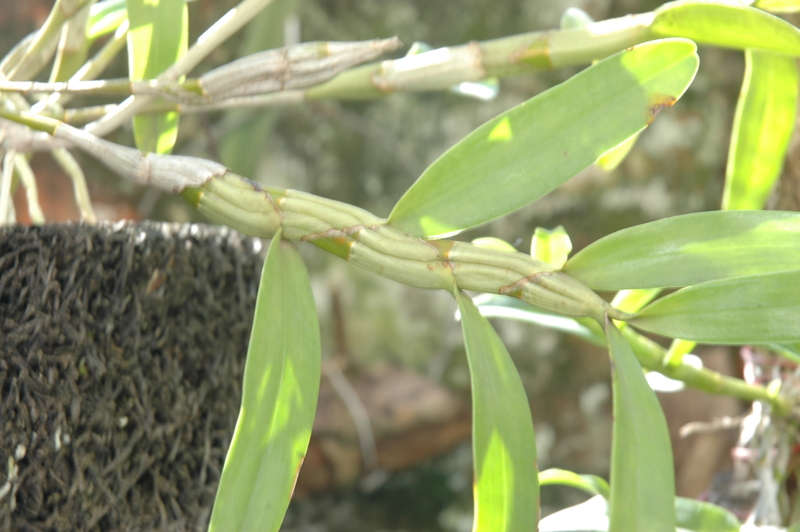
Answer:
1;0;753;530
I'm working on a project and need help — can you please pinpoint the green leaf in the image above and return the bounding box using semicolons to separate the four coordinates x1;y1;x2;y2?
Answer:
473;293;606;347
675;497;741;532
755;0;800;12
531;225;572;269
606;320;675;532
388;39;699;238
651;0;800;55
539;468;610;499
564;211;800;290
723;49;799;210
126;0;188;154
456;291;539;531
209;233;321;532
88;0;127;40
631;269;800;344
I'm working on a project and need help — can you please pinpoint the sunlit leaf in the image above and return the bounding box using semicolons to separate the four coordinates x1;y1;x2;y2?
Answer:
651;0;800;55
471;237;518;253
632;269;800;344
539;495;608;532
723;49;799;210
388;39;699;238
606;320;675;532
540;468;610;499
209;233;321;532
88;0;127;40
531;225;572;269
675;497;741;532
456;291;539;531
126;0;188;154
560;7;595;29
611;288;661;314
595;132;640;172
472;293;606;347
564;211;800;290
754;0;800;12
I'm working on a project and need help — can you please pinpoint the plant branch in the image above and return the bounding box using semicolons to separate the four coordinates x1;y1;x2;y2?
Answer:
85;0;279;137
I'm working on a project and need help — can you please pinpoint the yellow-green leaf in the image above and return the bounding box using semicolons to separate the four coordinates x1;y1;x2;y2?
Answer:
651;0;800;55
723;49;799;210
126;0;187;154
456;291;539;531
565;211;800;290
755;0;800;12
632;269;800;344
209;233;321;532
88;0;127;40
531;225;572;269
606;320;675;532
388;39;699;239
539;468;610;499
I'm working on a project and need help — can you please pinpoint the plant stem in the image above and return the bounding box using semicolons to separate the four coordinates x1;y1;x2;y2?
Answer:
620;325;791;416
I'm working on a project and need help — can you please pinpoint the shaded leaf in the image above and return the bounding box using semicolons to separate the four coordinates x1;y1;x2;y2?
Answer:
126;0;188;153
564;211;800;290
209;233;321;532
651;0;800;55
675;497;741;532
606;320;675;532
456;291;539;531
631;269;800;344
472;293;606;347
723;49;799;210
540;468;610;499
388;39;699;238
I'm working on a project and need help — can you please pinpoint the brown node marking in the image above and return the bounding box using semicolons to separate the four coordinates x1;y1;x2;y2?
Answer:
498;271;548;297
646;94;677;126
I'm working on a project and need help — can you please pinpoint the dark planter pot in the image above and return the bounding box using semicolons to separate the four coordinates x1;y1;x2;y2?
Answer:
1;222;262;531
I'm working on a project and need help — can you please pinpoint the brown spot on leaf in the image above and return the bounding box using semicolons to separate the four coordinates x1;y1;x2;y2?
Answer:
647;94;677;125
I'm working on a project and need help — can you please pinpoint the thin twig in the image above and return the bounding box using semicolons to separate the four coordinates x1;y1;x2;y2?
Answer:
86;0;279;137
0;150;17;225
14;154;45;224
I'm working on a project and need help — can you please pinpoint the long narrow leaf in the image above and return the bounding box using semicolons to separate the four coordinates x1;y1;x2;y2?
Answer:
651;0;800;55
606;320;675;532
564;211;800;290
539;468;610;499
473;294;606;346
209;234;321;532
388;39;699;238
456;291;539;531
723;49;799;210
126;0;187;153
631;269;800;344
